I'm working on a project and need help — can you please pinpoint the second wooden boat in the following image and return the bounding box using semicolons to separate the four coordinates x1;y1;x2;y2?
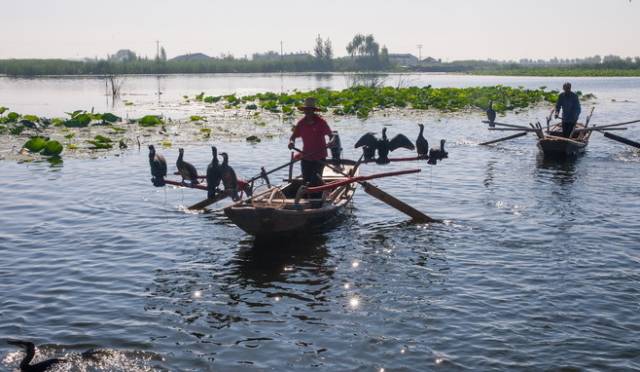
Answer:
537;122;591;158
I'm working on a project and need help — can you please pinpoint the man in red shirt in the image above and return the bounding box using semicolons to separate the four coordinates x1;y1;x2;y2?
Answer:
288;97;334;188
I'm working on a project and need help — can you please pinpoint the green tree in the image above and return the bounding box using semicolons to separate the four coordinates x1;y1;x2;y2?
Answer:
160;47;167;62
314;34;324;60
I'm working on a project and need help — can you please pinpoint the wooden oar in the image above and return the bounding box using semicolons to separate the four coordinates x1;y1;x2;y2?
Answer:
603;132;640;149
479;131;528;146
293;148;440;223
577;118;640;132
488;127;537;132
303;169;421;193
482;120;532;131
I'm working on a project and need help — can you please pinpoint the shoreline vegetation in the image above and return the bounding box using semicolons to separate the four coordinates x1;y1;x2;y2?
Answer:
1;59;640;78
0;85;593;163
1;33;639;77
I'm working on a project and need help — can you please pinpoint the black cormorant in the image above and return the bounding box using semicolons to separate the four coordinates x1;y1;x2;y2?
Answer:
206;146;222;199
220;152;239;201
355;127;415;164
176;148;199;185
148;145;167;186
416;124;429;158
427;139;448;165
7;340;66;372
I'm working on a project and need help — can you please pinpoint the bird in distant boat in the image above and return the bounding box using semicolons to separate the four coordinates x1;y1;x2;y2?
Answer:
7;340;66;372
416;123;429;158
176;148;199;185
206;145;222;199
220;152;240;201
486;100;497;126
355;127;415;164
428;139;448;165
148;145;167;187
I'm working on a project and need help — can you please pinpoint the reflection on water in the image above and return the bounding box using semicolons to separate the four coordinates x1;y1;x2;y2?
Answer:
535;154;579;186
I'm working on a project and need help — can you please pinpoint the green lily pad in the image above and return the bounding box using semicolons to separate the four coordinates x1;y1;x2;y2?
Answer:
41;140;63;156
0;106;8;115
246;135;261;143
7;112;19;122
24;136;48;152
138;115;163;127
101;113;121;123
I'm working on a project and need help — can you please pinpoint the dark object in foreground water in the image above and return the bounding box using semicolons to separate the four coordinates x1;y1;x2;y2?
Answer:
416;123;429;157
176;148;199;185
355;128;415;164
220;152;239;201
428;139;448;165
148;145;167;187
7;340;66;372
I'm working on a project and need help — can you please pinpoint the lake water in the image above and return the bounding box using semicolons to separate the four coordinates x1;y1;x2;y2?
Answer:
1;73;639;371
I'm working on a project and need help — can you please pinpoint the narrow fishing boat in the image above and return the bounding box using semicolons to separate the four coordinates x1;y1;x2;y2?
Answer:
536;122;591;157
480;108;640;158
224;160;360;237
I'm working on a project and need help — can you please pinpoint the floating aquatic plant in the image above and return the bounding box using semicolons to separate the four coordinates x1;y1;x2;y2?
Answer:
23;136;64;156
41;140;63;156
87;135;113;150
203;96;222;104
24;136;48;152
190;115;205;122
246;135;261;143
137;115;164;127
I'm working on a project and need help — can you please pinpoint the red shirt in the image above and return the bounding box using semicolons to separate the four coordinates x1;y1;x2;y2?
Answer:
292;114;332;160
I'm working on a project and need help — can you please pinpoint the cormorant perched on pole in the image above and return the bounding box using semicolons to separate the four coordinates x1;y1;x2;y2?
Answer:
486;100;497;127
355;128;415;164
416;124;429;158
148;145;167;186
220;152;239;201
206;146;222;199
176;148;199;185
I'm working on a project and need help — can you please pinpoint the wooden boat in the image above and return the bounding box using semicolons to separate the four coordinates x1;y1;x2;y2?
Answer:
537;122;591;157
481;107;640;157
223;161;359;238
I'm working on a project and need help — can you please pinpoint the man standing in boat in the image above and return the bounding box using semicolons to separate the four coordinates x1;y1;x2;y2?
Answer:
288;97;335;188
555;82;582;137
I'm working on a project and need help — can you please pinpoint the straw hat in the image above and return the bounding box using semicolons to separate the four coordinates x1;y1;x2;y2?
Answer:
298;97;321;111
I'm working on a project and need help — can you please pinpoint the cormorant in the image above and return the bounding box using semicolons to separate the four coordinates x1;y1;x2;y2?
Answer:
220;152;239;201
427;139;448;165
7;340;66;372
19;119;42;132
176;148;199;185
355;127;415;164
206;146;222;199
148;145;167;187
486;100;497;127
416;124;429;158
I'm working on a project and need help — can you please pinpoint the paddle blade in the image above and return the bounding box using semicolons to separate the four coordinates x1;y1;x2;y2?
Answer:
361;181;440;223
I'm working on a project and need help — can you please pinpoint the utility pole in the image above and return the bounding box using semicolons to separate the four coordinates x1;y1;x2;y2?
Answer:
417;44;423;61
280;41;284;71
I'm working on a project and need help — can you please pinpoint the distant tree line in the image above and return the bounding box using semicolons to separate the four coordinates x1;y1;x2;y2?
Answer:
1;34;639;76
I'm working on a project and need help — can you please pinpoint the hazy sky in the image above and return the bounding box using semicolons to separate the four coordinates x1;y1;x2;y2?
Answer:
1;0;638;60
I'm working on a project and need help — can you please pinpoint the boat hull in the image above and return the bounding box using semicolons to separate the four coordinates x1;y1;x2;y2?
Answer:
537;136;587;157
224;162;357;238
538;123;589;158
224;203;349;238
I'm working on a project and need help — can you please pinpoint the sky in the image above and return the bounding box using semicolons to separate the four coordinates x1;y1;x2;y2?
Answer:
1;0;638;61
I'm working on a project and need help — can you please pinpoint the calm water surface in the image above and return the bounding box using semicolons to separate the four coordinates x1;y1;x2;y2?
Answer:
1;74;640;371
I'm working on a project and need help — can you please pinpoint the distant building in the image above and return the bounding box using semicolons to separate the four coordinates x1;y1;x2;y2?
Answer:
388;53;419;67
171;53;211;62
252;51;313;62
